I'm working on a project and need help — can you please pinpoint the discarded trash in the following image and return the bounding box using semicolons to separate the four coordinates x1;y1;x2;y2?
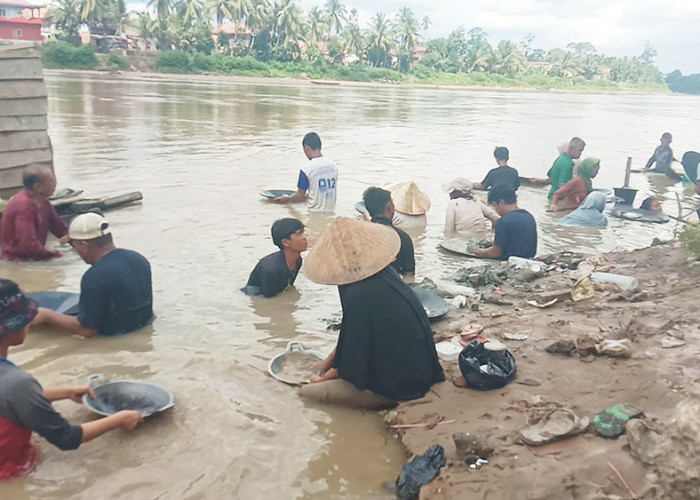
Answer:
453;431;494;461
526;298;558;309
571;277;596;301
451;295;467;308
545;339;577;356
466;457;488;469
660;337;686;349
458;340;516;390
595;339;632;358
593;403;643;438
521;409;589;446
395;444;446;500
508;256;547;272
435;341;462;361
576;333;604;355
502;333;528;341
626;419;663;465
590;272;639;291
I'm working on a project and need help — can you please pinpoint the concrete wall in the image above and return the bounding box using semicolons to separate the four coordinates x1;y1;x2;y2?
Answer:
0;40;52;199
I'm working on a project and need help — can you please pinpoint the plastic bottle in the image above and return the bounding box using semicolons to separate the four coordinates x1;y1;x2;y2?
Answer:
507;256;546;272
590;272;639;291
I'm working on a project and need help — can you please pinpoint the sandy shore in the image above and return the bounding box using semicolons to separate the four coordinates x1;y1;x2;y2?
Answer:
387;243;700;499
43;68;664;95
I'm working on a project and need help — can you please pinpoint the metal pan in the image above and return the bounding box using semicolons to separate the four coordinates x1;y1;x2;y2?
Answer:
439;237;494;259
410;286;449;321
27;291;79;316
83;374;174;417
268;341;325;385
610;206;669;223
260;189;296;199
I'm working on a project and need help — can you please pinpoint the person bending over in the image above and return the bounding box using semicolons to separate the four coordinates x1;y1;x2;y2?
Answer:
32;213;154;338
475;184;537;261
442;177;500;238
0;280;142;479
1;165;68;261
299;218;444;410
363;187;415;277
242;218;308;298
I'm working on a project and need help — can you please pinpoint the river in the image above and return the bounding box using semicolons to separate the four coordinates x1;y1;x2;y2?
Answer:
1;72;699;499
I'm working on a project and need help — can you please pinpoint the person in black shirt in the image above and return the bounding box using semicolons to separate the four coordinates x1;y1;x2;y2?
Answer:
243;218;308;298
474;146;520;192
363;187;415;277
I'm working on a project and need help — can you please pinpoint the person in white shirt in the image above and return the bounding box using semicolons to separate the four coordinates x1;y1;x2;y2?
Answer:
442;177;500;238
275;132;338;212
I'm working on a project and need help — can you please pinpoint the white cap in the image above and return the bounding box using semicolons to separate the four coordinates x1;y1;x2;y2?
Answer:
69;213;111;240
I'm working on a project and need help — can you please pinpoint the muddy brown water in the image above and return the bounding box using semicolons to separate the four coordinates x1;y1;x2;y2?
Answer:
1;72;699;498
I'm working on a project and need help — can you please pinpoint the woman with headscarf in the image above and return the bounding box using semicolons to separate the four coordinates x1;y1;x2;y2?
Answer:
558;191;608;227
550;157;601;212
0;280;143;479
442;177;500;238
299;218;444;410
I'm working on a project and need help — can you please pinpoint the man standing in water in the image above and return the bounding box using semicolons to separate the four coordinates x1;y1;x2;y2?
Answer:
475;185;537;261
547;137;586;200
274;132;338;212
242;218;308;298
363;187;415;277
32;213;154;337
1;165;68;261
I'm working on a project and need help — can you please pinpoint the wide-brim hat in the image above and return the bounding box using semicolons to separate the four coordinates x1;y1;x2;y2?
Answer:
303;218;400;285
0;279;37;338
441;177;473;194
383;180;431;215
69;212;111;240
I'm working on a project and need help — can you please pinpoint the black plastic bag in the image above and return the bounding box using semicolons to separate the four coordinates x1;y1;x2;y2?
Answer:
458;340;516;390
396;444;446;500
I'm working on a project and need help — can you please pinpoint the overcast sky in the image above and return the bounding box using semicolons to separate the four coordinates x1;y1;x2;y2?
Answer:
296;0;700;74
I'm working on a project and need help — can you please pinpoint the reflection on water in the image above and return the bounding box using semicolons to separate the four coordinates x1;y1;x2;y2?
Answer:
1;72;699;498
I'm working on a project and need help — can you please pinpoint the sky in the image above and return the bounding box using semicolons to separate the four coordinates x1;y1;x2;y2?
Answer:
295;0;700;75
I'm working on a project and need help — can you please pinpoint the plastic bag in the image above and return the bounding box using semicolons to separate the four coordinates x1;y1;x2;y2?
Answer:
458;340;516;390
396;444;446;500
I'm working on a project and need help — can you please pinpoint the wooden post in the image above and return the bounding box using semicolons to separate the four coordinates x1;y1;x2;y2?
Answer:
623;157;632;188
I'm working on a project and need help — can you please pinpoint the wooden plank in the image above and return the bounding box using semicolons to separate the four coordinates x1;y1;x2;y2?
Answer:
0;80;47;99
0;58;43;81
0;115;48;133
0;98;47;117
0;148;53;170
0;131;51;153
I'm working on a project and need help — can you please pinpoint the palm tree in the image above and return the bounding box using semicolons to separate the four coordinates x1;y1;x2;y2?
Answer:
273;0;303;47
342;18;364;60
47;0;82;38
175;0;204;28
324;0;346;36
491;40;526;76
207;0;233;26
307;6;324;42
247;0;271;50
421;15;430;32
395;7;420;72
366;12;394;67
148;0;172;24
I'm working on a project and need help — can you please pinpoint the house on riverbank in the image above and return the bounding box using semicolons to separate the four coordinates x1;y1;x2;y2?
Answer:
0;0;43;41
0;41;52;199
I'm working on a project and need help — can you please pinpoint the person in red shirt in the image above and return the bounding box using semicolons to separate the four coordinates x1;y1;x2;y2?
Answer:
0;279;143;480
0;165;69;261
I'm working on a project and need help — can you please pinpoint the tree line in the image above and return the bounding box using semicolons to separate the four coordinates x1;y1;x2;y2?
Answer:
47;0;666;86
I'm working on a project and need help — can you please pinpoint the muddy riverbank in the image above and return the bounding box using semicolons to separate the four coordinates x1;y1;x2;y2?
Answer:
386;243;700;499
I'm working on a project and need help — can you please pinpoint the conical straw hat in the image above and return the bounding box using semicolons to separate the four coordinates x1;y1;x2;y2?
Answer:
382;180;431;215
304;218;400;285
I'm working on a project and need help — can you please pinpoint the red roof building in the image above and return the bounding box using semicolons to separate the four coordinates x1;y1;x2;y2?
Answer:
0;0;43;41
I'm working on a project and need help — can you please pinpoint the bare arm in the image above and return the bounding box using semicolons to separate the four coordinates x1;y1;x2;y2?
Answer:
316;347;336;372
473;182;484;190
310;368;339;383
444;202;456;237
32;307;99;338
81;410;143;443
272;189;307;204
44;386;94;403
475;245;502;260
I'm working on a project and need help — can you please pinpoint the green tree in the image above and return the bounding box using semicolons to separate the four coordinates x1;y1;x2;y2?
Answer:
491;39;526;76
207;0;233;26
247;0;271;51
341;15;364;61
366;12;394;67
464;27;492;72
47;0;82;41
638;40;657;65
395;7;420;72
324;0;346;36
307;6;325;42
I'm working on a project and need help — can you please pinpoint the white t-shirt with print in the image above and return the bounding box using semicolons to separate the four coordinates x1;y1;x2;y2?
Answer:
297;156;338;212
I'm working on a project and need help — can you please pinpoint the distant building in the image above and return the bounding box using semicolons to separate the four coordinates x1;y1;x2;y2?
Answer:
0;0;43;41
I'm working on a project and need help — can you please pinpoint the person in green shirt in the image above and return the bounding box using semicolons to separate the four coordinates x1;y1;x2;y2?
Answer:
547;137;586;200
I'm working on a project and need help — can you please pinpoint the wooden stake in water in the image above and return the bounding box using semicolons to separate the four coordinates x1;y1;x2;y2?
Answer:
623;157;632;188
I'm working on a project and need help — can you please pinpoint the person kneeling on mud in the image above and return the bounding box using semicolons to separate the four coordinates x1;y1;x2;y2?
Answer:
298;218;444;410
0;280;143;479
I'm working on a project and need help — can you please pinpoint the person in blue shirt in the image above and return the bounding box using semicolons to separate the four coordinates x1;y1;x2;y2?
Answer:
32;213;154;337
474;184;537;261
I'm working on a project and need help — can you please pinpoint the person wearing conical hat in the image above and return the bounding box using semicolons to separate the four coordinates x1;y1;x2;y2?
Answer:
382;180;429;229
363;187;415;277
31;213;154;338
299;218;444;410
442;177;500;238
0;280;143;479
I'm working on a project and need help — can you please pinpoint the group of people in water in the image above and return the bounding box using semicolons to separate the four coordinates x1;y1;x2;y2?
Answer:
1;129;698;480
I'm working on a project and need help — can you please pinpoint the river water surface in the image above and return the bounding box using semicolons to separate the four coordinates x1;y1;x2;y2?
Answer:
1;72;699;499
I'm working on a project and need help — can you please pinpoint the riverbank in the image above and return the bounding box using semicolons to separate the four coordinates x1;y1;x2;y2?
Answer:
388;243;700;499
44;66;671;96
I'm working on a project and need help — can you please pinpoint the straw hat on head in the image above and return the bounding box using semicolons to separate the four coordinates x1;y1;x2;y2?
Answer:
382;180;431;215
303;218;400;285
441;177;473;194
